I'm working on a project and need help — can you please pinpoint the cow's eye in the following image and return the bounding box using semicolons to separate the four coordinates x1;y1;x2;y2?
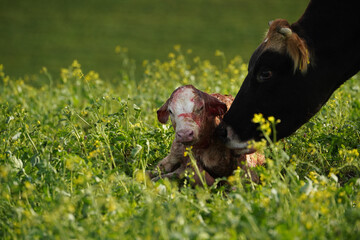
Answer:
169;109;173;115
257;70;273;82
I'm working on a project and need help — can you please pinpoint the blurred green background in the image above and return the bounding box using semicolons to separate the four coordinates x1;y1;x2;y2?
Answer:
0;0;308;79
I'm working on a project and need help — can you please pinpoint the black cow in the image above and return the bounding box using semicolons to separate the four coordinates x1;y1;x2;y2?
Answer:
217;0;360;151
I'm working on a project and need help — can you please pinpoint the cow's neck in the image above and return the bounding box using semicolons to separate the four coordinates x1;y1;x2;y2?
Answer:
292;0;360;87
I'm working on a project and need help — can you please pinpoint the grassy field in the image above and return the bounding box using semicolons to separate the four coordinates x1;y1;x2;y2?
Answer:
1;47;360;238
0;0;308;79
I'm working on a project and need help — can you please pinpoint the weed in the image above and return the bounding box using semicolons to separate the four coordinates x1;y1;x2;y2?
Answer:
0;48;359;239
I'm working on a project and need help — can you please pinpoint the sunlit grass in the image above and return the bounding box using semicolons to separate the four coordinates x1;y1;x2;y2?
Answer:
0;49;359;239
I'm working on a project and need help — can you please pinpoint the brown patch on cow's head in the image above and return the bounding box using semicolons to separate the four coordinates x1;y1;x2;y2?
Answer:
264;19;310;74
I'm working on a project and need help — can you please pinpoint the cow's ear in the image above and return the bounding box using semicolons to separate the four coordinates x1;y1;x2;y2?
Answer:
286;32;310;74
157;99;170;123
202;92;227;116
267;19;310;74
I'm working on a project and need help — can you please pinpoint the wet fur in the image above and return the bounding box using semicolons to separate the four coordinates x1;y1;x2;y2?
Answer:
152;85;264;186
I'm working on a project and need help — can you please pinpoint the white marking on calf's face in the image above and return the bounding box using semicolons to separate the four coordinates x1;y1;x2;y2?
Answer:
168;87;202;142
169;88;195;117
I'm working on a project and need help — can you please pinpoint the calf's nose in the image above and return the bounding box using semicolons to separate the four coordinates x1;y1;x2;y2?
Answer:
176;129;194;143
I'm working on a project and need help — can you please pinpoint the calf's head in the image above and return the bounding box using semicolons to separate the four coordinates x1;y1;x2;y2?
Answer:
157;85;227;145
218;19;315;148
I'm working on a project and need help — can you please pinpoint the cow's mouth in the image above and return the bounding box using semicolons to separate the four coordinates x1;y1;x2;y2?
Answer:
215;123;256;154
226;140;256;155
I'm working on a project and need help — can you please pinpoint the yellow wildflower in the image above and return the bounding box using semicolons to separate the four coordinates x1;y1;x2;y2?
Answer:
305;221;312;230
115;45;121;54
40;66;48;74
252;113;265;124
267;116;275;123
261;197;270;208
142;60;148;67
3;75;9;85
173;44;181;52
106;197;117;212
61;68;69;83
227;175;236;184
184;146;193;157
71;60;81;69
215;50;224;57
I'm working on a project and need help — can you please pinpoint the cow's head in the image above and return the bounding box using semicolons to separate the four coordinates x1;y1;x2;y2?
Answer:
157;85;227;146
218;19;316;149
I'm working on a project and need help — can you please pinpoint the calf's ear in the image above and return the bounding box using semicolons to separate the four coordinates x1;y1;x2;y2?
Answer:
157;99;170;123
202;93;227;116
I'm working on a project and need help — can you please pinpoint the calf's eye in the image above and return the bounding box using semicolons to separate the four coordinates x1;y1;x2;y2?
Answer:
195;105;204;113
258;70;273;82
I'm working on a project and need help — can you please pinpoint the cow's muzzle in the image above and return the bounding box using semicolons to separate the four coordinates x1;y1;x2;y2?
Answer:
215;123;255;154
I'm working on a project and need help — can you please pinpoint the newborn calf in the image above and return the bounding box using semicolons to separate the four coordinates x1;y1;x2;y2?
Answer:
153;85;264;186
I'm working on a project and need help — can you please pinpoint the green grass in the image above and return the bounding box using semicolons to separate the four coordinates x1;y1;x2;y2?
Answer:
1;49;360;239
0;0;308;79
